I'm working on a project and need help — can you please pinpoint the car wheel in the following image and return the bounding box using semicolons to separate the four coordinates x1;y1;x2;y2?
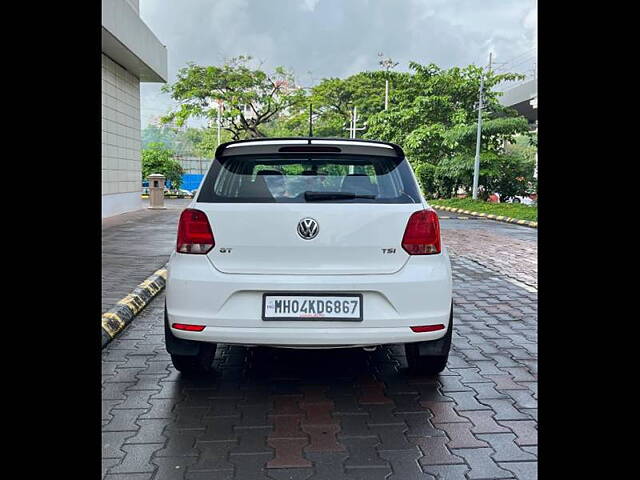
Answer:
405;306;453;374
512;197;521;203
170;344;217;375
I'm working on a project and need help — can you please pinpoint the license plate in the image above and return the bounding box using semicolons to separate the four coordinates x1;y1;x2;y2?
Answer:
262;293;363;321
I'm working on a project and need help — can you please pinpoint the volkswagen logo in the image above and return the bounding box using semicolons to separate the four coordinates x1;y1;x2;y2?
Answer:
297;218;319;240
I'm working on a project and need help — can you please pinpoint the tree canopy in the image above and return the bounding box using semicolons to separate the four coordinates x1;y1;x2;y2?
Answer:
154;57;537;199
161;56;306;140
142;125;233;158
363;63;527;164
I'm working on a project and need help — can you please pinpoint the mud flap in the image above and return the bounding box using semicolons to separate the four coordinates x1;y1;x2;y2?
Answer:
417;306;453;356
417;333;450;356
164;305;202;356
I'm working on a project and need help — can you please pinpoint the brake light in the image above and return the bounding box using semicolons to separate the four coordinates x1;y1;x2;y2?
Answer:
401;209;441;255
172;323;206;332
177;208;215;254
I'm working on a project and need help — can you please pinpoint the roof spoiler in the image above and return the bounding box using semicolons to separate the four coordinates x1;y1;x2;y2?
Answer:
214;137;405;159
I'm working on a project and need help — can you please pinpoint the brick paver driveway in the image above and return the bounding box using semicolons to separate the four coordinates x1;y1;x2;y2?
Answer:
102;217;537;480
102;199;190;313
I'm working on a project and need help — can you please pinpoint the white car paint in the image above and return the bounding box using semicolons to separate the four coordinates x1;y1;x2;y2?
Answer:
166;139;452;349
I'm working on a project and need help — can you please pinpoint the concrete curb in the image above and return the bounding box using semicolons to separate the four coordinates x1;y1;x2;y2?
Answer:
140;195;192;199
432;205;538;228
101;266;168;349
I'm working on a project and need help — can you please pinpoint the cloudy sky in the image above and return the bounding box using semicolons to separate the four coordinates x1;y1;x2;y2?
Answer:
139;0;536;127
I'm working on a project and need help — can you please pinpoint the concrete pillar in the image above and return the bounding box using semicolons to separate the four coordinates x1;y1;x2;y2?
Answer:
148;173;166;209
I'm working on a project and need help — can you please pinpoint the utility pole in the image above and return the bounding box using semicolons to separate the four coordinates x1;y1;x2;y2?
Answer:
472;52;492;200
344;106;366;138
378;53;399;110
216;100;222;147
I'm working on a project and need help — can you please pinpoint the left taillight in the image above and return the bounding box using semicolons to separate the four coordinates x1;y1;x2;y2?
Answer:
176;208;214;254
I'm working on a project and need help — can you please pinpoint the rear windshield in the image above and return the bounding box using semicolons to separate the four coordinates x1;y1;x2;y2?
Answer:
197;154;420;203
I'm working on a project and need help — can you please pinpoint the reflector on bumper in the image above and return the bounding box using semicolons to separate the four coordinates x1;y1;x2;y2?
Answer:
410;324;445;333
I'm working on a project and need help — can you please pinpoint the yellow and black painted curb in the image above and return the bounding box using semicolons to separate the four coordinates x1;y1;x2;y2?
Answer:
140;195;192;199
101;267;168;349
431;205;538;228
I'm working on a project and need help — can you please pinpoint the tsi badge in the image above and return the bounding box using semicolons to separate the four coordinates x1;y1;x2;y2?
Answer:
382;248;396;254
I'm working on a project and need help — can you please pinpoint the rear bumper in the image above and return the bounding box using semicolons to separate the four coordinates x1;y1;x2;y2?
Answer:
166;251;452;348
169;325;448;348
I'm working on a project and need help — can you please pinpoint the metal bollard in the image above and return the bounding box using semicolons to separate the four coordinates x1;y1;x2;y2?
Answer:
147;173;167;209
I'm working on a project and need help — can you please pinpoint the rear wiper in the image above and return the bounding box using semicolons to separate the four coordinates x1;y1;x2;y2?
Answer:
304;191;377;201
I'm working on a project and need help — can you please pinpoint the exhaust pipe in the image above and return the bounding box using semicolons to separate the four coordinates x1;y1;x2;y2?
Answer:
362;346;377;352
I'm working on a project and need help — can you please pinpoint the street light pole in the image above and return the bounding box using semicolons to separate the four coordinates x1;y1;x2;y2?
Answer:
472;52;492;200
385;79;389;110
216;101;222;147
378;53;398;111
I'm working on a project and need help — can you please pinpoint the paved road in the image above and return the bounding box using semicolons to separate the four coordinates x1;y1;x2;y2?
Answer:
102;214;537;480
438;215;537;289
102;199;190;312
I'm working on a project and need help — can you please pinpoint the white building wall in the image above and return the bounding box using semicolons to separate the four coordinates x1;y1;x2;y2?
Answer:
125;0;139;14
102;54;143;217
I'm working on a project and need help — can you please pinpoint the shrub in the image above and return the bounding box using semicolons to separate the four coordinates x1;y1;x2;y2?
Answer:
428;151;535;200
484;152;536;202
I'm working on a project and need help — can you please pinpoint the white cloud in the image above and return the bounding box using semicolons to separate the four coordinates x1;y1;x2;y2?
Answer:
138;0;537;127
302;0;321;12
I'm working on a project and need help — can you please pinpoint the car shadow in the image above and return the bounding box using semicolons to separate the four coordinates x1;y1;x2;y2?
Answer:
171;344;443;393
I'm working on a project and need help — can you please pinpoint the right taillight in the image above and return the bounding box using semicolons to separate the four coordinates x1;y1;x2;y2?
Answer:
177;208;215;254
402;209;441;255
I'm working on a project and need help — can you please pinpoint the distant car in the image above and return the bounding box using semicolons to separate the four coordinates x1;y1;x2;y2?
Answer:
492;193;536;205
506;195;535;205
179;189;193;198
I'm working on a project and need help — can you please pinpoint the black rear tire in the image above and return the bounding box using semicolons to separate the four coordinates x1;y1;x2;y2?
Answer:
405;306;453;374
170;343;217;374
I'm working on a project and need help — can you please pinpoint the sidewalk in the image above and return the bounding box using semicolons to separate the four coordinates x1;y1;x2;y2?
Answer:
101;199;190;313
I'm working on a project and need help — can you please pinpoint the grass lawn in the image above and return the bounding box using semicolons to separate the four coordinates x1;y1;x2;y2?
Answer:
429;198;537;222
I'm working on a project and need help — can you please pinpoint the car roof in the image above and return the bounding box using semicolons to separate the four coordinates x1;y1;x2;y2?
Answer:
215;137;404;158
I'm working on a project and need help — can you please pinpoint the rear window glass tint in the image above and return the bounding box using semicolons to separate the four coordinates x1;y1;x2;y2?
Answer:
197;154;420;204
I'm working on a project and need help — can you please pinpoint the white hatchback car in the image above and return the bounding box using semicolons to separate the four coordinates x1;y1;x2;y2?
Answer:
165;138;453;374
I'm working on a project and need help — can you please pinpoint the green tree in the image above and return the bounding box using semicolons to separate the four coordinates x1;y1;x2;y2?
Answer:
161;56;307;140
143;125;234;158
189;127;234;157
307;71;413;137
142;124;177;150
414;162;437;199
364;63;525;165
260;71;413;138
142;142;184;189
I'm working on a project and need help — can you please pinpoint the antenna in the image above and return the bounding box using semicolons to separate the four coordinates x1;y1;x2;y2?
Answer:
308;103;313;139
